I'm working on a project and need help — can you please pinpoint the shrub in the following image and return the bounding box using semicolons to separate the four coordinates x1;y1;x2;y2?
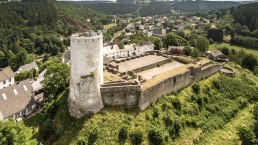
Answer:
168;119;181;140
41;118;54;139
182;46;192;56
153;108;160;118
88;127;99;145
163;115;173;127
238;127;256;145
172;98;181;111
148;128;163;145
130;130;143;145
118;127;128;143
76;139;86;145
192;82;200;94
55;125;64;140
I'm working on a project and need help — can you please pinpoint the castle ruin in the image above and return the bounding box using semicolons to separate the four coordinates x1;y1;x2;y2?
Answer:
68;31;222;118
68;31;104;118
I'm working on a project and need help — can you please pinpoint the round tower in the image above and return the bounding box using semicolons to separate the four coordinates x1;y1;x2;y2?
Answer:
68;30;104;118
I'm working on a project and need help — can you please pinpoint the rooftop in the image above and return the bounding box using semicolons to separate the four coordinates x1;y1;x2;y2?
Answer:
0;67;15;82
0;80;34;119
17;61;38;73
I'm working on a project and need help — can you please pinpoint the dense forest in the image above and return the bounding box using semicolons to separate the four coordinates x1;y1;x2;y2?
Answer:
173;1;241;12
140;2;172;16
0;1;108;70
75;2;139;15
231;2;258;31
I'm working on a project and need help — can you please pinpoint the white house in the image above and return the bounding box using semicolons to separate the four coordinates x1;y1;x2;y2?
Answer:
103;41;154;58
0;80;36;121
0;67;15;89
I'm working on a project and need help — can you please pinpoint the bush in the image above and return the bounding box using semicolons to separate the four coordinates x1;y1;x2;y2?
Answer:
148;128;163;145
163;115;173;127
182;46;192;56
88;127;99;145
130;130;143;145
238;127;256;145
172;98;181;111
192;82;200;94
55;125;64;140
41;118;54;139
118;127;128;143
153;108;160;118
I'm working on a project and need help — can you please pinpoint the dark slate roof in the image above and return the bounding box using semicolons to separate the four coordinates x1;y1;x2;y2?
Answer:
0;67;15;82
208;50;224;57
0;80;34;119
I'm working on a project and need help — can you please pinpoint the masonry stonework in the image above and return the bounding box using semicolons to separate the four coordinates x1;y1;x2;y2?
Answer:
68;31;104;118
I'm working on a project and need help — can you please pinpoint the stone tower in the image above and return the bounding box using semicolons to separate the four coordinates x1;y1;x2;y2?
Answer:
68;30;104;118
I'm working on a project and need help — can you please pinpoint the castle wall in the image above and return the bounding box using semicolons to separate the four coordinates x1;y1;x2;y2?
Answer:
139;70;192;110
101;83;140;108
133;58;171;73
200;64;221;79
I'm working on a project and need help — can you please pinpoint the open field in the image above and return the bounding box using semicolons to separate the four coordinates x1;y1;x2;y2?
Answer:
103;23;117;33
209;42;258;57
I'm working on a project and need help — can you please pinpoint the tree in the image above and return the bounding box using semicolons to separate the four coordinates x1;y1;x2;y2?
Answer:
130;130;143;145
118;127;128;143
196;36;209;53
0;120;37;145
118;41;124;49
153;39;162;50
43;63;70;96
241;54;258;72
0;50;5;67
8;49;28;71
162;33;188;48
208;28;223;42
238;127;256;145
148;128;163;145
41;118;54;139
182;47;192;56
191;48;200;58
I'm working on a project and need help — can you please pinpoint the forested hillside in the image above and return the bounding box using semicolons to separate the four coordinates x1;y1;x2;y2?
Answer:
173;1;241;12
76;2;140;15
231;2;258;31
140;2;172;16
0;1;108;70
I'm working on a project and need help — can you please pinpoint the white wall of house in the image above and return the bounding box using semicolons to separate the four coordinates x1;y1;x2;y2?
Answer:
0;77;14;89
7;104;36;121
104;45;154;58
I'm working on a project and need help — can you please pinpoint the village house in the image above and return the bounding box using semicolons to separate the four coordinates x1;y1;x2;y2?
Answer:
0;67;15;89
152;28;166;37
103;41;154;58
0;80;37;121
206;50;228;62
16;61;38;74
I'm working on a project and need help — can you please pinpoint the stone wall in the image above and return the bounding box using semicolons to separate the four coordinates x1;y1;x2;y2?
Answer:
101;82;141;108
139;70;192;110
100;63;221;111
200;64;221;79
133;58;171;73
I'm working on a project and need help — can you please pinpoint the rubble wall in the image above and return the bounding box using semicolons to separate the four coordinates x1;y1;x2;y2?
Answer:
101;83;141;108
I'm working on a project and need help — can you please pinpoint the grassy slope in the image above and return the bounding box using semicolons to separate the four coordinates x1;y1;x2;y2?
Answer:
209;42;258;57
25;63;258;145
